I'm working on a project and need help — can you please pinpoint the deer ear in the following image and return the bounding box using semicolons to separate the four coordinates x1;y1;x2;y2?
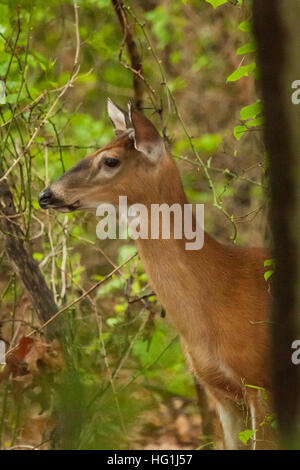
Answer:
128;105;166;162
107;98;129;134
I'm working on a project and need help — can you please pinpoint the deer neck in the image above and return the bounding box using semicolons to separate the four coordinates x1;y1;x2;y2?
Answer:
134;157;221;338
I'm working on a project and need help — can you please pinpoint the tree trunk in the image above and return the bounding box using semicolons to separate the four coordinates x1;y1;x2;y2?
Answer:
0;179;60;340
253;0;300;449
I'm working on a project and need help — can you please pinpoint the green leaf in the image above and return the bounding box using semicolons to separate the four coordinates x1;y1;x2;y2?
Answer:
31;200;40;210
240;101;262;120
264;259;275;268
34;136;45;144
117;244;136;264
239;429;255;446
205;0;228;9
266;414;274;423
193;133;222;154
114;303;127;314
234;125;247;140
5;93;23;104
227;63;255;82
168;77;187;92
33;252;43;262
236;40;256;55
251;63;261;80
145;7;172;49
247;117;264;127
170;50;182;65
238;20;252;32
264;270;274;282
106;317;121;328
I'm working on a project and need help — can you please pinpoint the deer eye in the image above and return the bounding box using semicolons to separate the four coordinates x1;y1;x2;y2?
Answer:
103;157;120;168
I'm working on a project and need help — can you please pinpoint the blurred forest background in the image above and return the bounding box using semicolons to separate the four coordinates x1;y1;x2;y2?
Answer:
0;0;268;450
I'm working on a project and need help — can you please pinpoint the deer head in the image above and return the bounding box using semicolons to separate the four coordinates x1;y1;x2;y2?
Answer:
38;99;172;212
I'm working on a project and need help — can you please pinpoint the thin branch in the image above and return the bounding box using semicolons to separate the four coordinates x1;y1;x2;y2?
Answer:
5;252;138;358
111;0;145;110
0;0;81;183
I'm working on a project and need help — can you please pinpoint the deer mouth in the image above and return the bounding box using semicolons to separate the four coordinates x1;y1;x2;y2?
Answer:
38;188;81;212
53;200;81;213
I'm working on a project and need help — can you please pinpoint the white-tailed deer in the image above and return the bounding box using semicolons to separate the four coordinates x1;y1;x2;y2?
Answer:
39;99;276;449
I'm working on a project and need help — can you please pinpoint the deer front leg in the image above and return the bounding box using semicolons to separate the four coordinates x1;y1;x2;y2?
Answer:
247;389;278;449
213;394;246;450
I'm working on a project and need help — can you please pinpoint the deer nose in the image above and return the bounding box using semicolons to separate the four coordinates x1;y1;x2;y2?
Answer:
38;187;53;209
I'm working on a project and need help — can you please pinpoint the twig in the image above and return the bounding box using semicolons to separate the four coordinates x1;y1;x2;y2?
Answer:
118;335;179;394
4;7;21;82
112;0;145;109
5;251;138;358
59;216;68;303
94;302;129;443
112;309;150;380
126;5;237;240
0;0;81;183
44;145;58;303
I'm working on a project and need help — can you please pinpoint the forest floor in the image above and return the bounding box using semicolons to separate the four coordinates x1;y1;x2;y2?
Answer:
132;398;204;450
